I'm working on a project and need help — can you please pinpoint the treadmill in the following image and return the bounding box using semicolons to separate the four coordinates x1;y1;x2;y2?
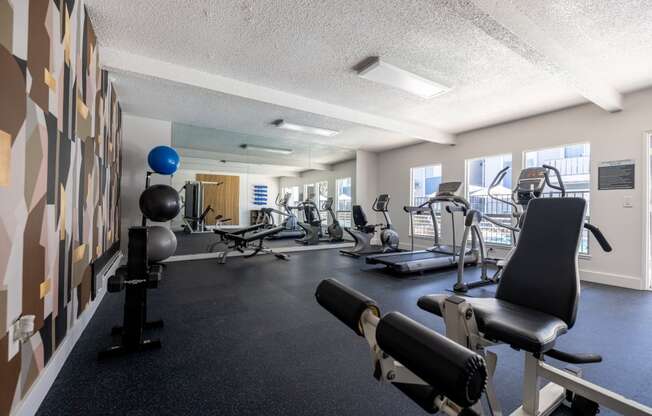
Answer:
365;182;480;273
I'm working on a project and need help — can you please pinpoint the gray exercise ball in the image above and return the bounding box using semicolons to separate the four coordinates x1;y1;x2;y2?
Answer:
139;184;181;222
147;226;177;262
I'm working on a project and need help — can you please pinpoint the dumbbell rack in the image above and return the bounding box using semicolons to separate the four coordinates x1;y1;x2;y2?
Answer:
98;228;164;359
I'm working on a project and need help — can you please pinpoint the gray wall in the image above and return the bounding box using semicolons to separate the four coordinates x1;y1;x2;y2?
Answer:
120;115;172;252
375;87;652;290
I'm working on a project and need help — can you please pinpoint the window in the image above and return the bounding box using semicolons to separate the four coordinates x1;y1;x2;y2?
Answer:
317;180;329;222
466;154;513;246
524;143;591;253
410;165;442;237
336;177;352;227
281;186;300;207
303;183;315;203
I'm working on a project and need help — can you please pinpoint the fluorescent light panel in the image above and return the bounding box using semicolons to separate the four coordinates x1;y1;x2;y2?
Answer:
240;144;293;155
357;57;450;99
272;119;339;137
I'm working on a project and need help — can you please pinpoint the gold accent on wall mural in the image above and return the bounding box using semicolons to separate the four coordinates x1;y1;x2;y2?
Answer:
77;96;88;119
39;279;51;299
0;130;9;187
44;68;56;91
73;244;87;263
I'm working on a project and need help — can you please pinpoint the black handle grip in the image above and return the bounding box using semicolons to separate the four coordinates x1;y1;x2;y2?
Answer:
446;205;467;214
464;210;482;227
315;279;379;336
490;166;510;188
542;164;566;197
376;312;487;408
584;223;612;252
545;349;602;364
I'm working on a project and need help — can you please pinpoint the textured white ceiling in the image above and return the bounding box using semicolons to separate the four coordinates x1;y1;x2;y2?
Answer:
518;0;652;93
90;0;652;145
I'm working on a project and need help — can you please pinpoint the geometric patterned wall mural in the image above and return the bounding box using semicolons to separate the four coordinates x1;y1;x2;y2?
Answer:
0;1;122;413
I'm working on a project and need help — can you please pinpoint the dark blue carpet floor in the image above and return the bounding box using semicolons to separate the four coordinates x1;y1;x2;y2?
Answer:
36;249;652;415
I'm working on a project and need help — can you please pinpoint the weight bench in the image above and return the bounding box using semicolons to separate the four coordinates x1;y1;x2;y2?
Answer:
215;225;289;264
316;198;645;416
213;223;265;238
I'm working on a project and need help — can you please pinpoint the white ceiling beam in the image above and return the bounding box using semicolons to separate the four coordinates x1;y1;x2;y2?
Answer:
176;147;332;171
180;161;301;178
101;48;454;144
457;0;623;112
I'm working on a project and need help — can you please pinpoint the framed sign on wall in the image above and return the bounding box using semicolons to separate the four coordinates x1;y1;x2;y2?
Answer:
598;159;635;190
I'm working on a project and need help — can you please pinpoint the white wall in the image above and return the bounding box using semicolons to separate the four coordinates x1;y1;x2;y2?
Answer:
170;169;280;228
121;115;172;252
279;159;356;221
377;87;652;290
354;150;380;222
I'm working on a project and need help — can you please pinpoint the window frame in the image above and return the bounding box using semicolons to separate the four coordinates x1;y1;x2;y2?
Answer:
522;142;591;254
464;153;514;247
409;164;442;239
335;177;353;227
281;186;300;207
316;180;329;222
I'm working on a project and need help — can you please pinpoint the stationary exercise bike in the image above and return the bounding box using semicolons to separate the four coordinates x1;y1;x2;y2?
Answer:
321;197;344;242
340;194;400;257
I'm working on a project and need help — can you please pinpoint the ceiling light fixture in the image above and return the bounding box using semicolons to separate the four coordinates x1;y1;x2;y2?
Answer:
356;57;450;99
272;119;339;137
240;144;294;155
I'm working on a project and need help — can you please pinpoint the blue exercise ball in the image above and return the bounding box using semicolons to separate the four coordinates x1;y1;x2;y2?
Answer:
148;146;180;175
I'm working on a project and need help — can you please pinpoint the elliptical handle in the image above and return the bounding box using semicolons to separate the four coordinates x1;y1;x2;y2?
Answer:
487;166;519;213
542;164;566;197
489;166;510;188
584;223;612;252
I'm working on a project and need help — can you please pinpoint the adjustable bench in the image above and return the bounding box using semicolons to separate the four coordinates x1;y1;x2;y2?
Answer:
215;225;289;264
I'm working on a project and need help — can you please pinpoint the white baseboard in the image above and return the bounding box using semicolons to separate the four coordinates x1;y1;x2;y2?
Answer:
13;252;123;416
579;269;644;290
396;242;646;291
165;241;355;263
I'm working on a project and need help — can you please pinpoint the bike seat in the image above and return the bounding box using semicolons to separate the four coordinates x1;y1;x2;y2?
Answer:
360;225;376;233
418;295;568;354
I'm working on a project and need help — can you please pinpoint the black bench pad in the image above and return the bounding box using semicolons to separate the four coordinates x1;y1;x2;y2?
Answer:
226;226;286;244
213;224;264;236
418;295;568;354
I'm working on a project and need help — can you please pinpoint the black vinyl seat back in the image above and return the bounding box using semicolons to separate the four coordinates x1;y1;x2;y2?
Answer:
352;205;368;228
496;198;586;329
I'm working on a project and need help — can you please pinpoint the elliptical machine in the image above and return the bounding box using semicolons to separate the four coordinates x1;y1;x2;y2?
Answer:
453;164;568;292
322;197;344;242
266;192;305;240
340;194;400;257
295;198;322;245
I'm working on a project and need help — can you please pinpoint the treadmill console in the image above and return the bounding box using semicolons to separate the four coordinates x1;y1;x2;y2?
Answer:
322;197;333;210
436;182;462;197
515;167;547;204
